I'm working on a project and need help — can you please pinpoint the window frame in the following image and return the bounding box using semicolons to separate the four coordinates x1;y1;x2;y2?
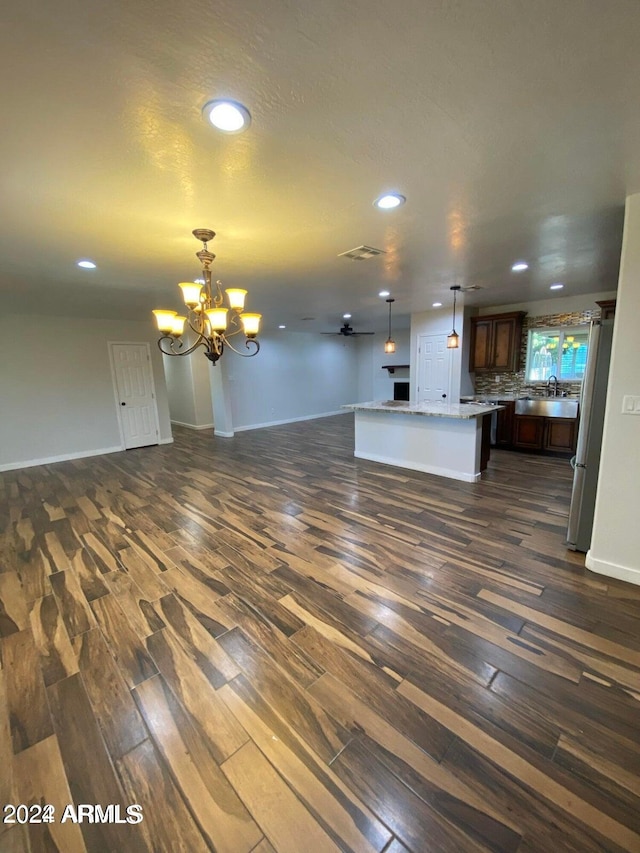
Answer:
525;324;590;383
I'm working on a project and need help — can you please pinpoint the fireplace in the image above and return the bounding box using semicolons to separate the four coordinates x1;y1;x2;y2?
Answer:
393;381;410;401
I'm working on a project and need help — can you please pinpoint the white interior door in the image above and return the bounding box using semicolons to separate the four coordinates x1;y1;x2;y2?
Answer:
109;343;160;449
416;334;451;402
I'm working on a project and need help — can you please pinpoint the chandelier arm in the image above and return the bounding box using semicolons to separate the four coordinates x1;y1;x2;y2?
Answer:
157;336;208;357
221;337;260;358
208;275;223;307
186;315;208;338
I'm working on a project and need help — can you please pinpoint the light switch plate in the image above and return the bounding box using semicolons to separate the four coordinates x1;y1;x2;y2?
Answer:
622;395;640;414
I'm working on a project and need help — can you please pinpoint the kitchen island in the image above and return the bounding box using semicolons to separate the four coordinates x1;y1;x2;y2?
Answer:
342;400;503;482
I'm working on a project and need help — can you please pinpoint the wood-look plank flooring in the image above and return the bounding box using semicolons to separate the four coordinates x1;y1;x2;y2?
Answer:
1;414;640;852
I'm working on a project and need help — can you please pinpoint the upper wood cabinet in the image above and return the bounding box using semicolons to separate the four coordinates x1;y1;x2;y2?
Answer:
469;311;526;372
595;299;616;320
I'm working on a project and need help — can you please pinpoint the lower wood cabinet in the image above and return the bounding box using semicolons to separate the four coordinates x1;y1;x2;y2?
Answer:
513;415;545;450
495;401;515;447
544;418;577;453
513;415;577;453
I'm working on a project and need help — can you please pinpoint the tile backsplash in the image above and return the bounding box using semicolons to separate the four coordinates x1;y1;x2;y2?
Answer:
473;308;601;398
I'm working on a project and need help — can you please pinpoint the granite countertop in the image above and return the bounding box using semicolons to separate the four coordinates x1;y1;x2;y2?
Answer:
460;394;526;402
342;400;504;419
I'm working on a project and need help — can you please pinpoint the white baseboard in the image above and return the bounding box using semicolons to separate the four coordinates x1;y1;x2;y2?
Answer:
353;450;482;483
170;420;214;430
585;551;640;587
0;445;123;472
1;437;175;472
233;409;347;433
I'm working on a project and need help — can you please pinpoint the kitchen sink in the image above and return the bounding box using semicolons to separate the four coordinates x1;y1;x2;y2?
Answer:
515;398;579;419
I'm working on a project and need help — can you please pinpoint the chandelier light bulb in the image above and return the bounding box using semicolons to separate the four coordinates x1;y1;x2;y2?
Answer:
171;316;187;337
178;282;203;308
225;288;247;311
206;307;228;332
152;310;177;333
241;313;262;338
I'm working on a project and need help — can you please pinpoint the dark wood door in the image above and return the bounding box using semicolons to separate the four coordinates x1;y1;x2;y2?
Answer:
493;317;518;371
513;415;544;449
544;418;577;453
470;319;493;370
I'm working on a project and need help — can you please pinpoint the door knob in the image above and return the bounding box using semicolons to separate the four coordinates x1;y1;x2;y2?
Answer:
121;402;126;406
442;393;447;398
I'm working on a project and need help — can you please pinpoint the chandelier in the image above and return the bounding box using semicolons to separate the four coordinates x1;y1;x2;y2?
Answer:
152;229;261;365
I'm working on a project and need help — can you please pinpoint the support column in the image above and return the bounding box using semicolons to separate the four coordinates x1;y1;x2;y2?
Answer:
209;357;234;437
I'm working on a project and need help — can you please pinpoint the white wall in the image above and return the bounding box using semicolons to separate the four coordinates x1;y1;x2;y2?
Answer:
162;329;411;436
223;332;361;430
355;330;411;401
163;353;197;427
410;306;464;401
586;195;640;586
0;314;172;471
163;350;213;429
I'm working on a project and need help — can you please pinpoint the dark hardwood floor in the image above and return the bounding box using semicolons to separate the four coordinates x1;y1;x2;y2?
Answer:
1;413;639;852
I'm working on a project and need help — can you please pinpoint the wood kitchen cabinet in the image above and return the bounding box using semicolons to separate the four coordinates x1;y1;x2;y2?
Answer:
495;401;515;447
513;415;544;450
544;418;577;453
469;312;526;372
513;415;577;454
595;299;616;320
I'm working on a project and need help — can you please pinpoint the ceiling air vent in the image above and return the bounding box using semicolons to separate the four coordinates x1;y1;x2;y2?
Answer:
338;245;386;261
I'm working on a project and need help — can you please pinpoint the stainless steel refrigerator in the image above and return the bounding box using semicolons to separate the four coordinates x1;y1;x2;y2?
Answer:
566;319;614;552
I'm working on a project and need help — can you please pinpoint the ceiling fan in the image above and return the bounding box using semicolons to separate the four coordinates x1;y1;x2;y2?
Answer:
321;322;375;337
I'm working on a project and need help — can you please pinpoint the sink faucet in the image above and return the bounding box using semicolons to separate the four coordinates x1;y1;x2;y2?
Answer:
547;375;558;397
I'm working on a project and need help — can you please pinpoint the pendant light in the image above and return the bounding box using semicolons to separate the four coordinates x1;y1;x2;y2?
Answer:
447;285;461;349
384;298;396;354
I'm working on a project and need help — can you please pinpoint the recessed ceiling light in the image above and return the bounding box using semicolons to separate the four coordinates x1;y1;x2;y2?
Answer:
432;302;442;308
379;290;390;297
550;283;564;290
77;260;96;269
374;193;406;210
278;324;286;329
202;99;251;133
511;261;529;272
343;313;352;319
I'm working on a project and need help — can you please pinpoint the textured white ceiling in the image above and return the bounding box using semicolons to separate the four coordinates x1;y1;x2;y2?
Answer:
1;0;638;332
